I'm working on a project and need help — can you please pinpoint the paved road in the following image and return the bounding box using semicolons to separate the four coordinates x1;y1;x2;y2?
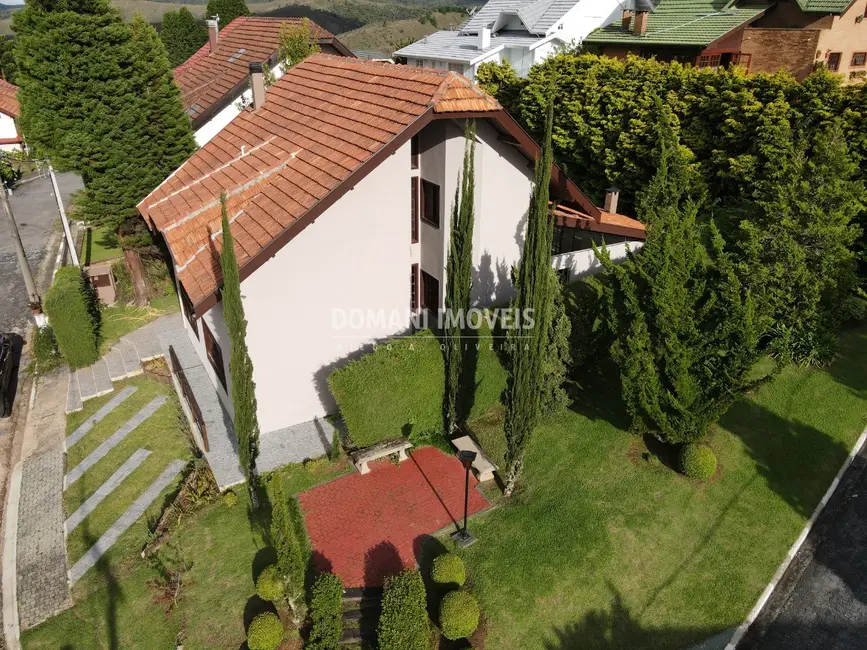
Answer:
0;171;83;335
740;438;867;650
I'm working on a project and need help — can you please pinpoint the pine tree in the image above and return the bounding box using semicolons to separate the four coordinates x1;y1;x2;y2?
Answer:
160;8;207;68
204;0;249;28
502;92;557;496
597;101;763;444
444;120;476;433
220;194;261;491
278;18;320;70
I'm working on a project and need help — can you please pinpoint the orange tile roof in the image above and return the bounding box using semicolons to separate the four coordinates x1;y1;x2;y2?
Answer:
0;79;20;119
141;54;502;308
174;16;351;125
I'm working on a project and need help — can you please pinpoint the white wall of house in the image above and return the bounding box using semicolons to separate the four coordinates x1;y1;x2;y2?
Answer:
237;141;413;433
0;113;19;151
181;287;234;417
553;0;624;41
552;240;643;280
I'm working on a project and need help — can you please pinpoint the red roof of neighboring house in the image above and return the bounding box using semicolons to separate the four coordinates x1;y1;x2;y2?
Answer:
174;16;353;127
141;54;644;313
0;79;20;119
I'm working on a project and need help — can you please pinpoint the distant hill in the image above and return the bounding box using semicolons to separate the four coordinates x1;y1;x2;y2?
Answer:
340;10;466;54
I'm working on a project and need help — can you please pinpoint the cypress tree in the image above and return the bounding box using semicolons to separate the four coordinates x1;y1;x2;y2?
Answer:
502;92;556;496
268;475;305;619
444;120;476;433
160;7;207;68
205;0;249;28
220;194;261;492
597;101;763;444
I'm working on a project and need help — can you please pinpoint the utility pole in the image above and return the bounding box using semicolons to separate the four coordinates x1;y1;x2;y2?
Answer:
1;183;45;325
48;162;78;267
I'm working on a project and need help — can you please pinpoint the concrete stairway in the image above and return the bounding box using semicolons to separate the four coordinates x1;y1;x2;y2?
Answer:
340;587;381;645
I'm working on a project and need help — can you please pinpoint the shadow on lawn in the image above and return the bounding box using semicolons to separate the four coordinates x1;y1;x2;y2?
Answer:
82;518;123;650
720;400;850;519
566;359;631;432
544;586;721;650
826;327;867;401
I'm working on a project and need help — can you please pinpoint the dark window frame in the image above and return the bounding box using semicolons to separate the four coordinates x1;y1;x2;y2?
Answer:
180;286;199;340
420;269;439;313
411;177;419;243
827;52;842;72
852;52;866;67
411;263;419;311
202;321;227;392
411;135;419;170
420;179;440;229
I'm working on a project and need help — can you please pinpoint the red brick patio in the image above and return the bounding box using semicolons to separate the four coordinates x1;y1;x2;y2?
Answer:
299;446;490;587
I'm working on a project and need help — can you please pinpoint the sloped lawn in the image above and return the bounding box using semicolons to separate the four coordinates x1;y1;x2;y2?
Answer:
448;326;867;649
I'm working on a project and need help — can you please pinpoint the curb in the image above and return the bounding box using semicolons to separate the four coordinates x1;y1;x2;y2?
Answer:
724;425;867;650
2;461;23;650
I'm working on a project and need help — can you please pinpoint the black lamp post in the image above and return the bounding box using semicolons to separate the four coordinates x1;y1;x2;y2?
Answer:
452;450;478;548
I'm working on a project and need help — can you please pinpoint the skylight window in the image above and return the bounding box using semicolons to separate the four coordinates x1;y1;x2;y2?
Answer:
227;48;247;63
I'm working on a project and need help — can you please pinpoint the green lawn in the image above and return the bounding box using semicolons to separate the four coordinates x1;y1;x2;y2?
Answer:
82;227;122;266
440;325;867;649
98;293;179;355
23;383;350;650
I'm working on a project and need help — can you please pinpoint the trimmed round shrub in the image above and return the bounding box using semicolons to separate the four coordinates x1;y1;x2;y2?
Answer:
679;444;717;480
431;553;466;587
378;569;429;650
43;267;99;369
223;490;238;507
246;612;283;650
255;565;284;602
439;590;480;641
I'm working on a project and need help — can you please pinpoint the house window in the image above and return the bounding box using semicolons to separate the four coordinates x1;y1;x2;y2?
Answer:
695;51;750;70
552;225;627;256
421;179;440;228
411;135;419;169
180;287;199;340
448;62;463;73
202;321;227;392
411;264;419;310
411;177;419;243
420;269;439;312
827;52;842;72
852;52;866;67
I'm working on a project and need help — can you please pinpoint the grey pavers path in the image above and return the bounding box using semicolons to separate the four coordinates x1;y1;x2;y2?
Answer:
64;395;168;488
65;385;138;449
16;443;72;630
69;459;186;584
64;448;152;535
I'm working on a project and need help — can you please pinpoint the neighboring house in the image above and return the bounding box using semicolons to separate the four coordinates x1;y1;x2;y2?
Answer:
0;79;23;152
138;54;645;445
393;0;626;78
585;0;867;82
174;16;354;146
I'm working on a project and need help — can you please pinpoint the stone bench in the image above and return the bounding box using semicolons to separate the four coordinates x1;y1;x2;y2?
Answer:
352;439;413;475
451;435;498;482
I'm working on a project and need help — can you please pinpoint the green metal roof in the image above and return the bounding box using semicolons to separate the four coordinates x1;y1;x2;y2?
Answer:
795;0;852;13
585;0;771;47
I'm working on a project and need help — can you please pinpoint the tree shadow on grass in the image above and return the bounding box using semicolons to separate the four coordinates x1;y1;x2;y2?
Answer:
720;399;850;519
826;327;867;400
81;518;123;650
565;358;632;432
544;586;723;650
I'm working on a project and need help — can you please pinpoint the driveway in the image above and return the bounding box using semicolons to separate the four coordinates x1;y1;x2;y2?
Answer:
0;171;83;334
739;438;867;650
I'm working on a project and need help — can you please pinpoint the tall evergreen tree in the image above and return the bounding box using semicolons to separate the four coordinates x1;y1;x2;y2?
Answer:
277;17;320;70
597;101;763;444
205;0;249;28
0;37;17;83
220;194;261;493
444;120;476;433
160;7;207;68
502;93;557;496
267;475;305;620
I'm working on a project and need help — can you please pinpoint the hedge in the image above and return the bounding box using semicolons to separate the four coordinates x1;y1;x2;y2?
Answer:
439;590;480;640
679;444;718;481
307;572;343;650
43;266;99;368
430;553;465;587
329;327;506;449
378;569;430;650
246;612;283;650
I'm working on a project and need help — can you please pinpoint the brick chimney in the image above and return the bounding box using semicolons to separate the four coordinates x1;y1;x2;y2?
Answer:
621;9;633;31
207;19;219;53
603;187;620;213
479;27;491;50
249;62;265;110
633;10;649;36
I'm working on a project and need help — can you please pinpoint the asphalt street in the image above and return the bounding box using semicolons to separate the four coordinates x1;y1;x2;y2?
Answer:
0;171;83;334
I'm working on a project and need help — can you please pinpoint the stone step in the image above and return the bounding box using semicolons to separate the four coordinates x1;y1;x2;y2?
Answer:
342;609;380;623
65;370;83;414
90;359;113;396
339;627;375;645
342;587;382;605
117;341;142;377
133;335;162;361
66;386;138;448
104;349;127;381
75;366;97;402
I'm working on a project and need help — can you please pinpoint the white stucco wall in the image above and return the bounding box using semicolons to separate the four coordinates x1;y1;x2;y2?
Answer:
238;141;413;433
0;113;20;151
553;0;624;42
552;240;643;280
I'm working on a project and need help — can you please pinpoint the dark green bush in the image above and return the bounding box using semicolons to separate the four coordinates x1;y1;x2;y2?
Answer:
679;444;717;481
378;569;430;650
307;572;343;650
43;267;99;368
255;565;284;603
111;260;132;304
439;590;479;641
31;326;61;374
430;553;465;587
246;612;283;650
